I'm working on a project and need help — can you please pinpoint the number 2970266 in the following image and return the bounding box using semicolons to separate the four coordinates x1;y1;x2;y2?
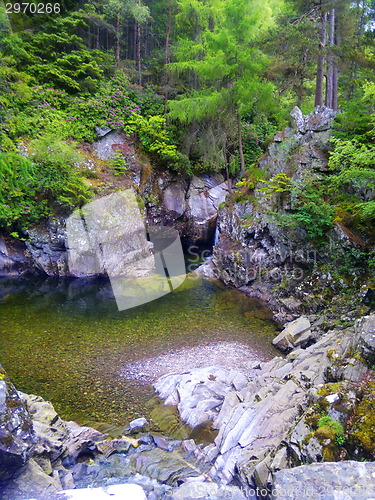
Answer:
6;3;61;14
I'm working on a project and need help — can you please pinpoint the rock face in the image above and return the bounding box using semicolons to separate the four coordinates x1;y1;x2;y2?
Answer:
271;461;375;500
1;374;107;500
186;175;229;244
208;106;371;322
0;174;229;277
0;366;35;482
0;236;31;276
356;314;375;366
25;216;69;276
145;172;229;246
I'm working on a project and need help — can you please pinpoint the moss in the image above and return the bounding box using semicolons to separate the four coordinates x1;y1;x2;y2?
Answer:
322;443;339;461
316;383;344;397
326;349;344;363
315;424;336;441
350;381;375;456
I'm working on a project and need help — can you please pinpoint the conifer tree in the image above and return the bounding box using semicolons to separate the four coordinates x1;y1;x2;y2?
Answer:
168;0;281;176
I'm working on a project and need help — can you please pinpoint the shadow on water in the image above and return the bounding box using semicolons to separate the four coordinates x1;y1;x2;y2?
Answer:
0;274;280;428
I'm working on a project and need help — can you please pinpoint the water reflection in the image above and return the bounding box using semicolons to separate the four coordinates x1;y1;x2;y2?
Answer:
0;275;279;427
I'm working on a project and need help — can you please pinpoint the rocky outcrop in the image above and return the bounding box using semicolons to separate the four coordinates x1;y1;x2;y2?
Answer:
0;367;107;499
154;316;375;496
272;316;316;352
25;216;69;276
356;314;375;366
0;367;35;482
0;236;31;276
207;106;372;322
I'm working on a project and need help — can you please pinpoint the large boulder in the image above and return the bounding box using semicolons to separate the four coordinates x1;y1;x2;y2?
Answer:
0;366;35;483
1;458;63;500
272;316;315;353
271;461;375;500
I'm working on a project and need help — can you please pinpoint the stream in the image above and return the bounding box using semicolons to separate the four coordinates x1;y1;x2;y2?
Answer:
0;273;280;428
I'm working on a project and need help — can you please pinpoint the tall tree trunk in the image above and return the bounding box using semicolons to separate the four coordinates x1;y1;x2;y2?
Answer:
137;20;142;85
96;25;100;50
332;33;340;111
115;8;120;66
237;113;245;177
326;8;335;108
165;5;172;66
315;11;327;107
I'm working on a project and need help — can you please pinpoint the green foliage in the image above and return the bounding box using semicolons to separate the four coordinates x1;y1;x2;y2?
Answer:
266;178;335;238
314;414;346;451
355;201;375;222
318;415;345;435
236;167;266;191
168;0;282;172
322;241;372;279
110;149;129;175
241;121;277;166
125;114;191;172
0;153;47;228
326;137;375;233
0;137;91;230
290;195;335;238
329;138;375;171
29;135;91;206
259;173;292;198
2;16;112;93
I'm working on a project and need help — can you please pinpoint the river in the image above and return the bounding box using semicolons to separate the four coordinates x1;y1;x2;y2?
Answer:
0;273;280;428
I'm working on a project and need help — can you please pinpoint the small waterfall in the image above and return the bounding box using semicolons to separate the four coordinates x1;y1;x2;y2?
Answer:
214;224;220;246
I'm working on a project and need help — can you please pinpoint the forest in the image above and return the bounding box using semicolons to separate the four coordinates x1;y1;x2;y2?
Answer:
0;0;374;248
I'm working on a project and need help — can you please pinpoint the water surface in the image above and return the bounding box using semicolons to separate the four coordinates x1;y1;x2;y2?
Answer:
0;274;280;427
